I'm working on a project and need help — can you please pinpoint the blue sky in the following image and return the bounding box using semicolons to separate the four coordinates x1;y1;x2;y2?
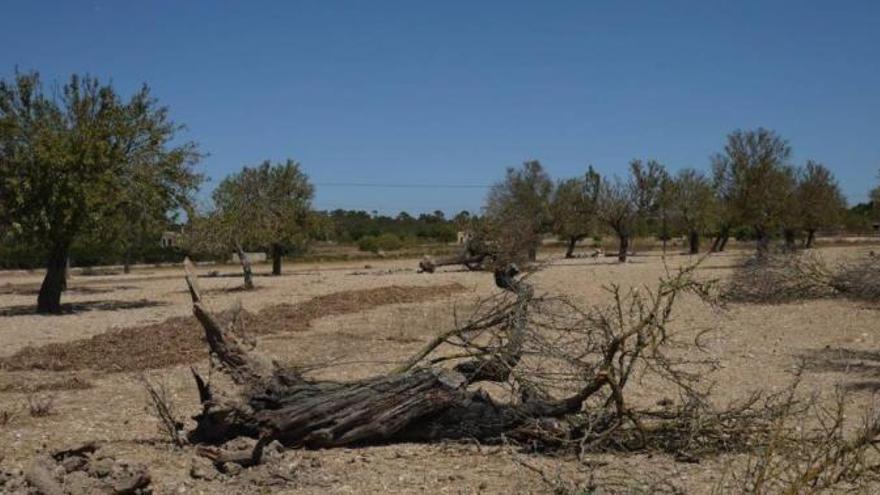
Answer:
2;1;878;215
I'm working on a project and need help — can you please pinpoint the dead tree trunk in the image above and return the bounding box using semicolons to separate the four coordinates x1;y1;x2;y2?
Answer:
419;244;492;273
182;259;607;454
235;243;255;290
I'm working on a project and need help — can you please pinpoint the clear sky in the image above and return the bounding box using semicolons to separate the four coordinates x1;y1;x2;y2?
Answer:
2;1;878;215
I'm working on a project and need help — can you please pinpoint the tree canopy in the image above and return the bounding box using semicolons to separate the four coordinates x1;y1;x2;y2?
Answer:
0;71;201;312
711;128;793;255
209;159;315;275
550;166;601;258
484;160;553;262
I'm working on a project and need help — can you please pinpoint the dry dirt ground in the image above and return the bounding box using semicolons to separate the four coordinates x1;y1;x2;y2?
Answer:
0;246;878;493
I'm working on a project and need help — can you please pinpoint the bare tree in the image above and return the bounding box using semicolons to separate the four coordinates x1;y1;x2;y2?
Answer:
549;167;601;258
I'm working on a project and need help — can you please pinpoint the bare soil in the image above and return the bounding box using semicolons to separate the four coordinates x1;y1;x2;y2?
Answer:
1;247;878;493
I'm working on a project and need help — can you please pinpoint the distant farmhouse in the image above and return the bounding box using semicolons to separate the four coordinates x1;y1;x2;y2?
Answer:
160;231;181;248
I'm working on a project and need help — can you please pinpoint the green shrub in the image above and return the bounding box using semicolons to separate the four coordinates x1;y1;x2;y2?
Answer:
357;233;403;253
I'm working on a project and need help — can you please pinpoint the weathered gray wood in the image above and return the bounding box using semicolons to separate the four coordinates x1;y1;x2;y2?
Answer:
235;242;255;290
183;264;608;453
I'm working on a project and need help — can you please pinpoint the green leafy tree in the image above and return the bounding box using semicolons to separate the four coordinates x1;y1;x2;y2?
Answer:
484;160;553;262
711;128;793;257
629;159;669;239
0;71;201;313
670;168;718;254
598;175;636;263
796;161;846;248
211;159;314;278
550;167;601;258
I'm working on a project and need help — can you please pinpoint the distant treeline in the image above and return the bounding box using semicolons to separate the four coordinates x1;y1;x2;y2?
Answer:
0;209;471;269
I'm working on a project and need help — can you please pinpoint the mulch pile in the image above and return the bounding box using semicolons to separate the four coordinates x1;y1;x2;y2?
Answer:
0;283;466;373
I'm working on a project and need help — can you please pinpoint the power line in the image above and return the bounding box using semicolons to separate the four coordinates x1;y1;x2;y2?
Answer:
314;182;490;189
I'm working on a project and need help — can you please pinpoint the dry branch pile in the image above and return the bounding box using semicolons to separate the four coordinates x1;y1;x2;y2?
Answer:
723;253;836;304
830;255;880;302
724;252;880;305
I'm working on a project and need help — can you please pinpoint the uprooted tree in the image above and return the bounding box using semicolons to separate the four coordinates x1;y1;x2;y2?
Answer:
178;256;773;463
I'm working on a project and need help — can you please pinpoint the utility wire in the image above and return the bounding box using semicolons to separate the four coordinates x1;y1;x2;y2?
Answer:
314;182;490;189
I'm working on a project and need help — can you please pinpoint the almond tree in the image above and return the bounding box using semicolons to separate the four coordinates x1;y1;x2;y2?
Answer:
795;161;846;248
0;71;201;313
484;160;553;262
598;175;636;262
550;167;601;258
711;128;793;257
210;159;314;281
598;160;667;262
670;168;718;254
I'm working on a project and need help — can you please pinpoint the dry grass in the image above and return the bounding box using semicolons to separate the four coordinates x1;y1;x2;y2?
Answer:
723;253;836;304
2;250;880;493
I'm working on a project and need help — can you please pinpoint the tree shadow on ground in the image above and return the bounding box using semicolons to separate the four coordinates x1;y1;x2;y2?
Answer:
0;299;168;317
800;347;880;392
0;284;136;296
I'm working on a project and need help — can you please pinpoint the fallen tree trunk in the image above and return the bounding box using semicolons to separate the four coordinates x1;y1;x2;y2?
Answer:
419;249;491;273
182;259;606;455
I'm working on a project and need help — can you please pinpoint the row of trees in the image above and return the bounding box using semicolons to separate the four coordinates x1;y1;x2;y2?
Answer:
484;128;850;262
0;71;873;313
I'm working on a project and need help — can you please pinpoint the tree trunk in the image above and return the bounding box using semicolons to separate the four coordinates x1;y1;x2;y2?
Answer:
527;244;538;262
565;237;578;259
62;257;69;291
783;229;797;252
805;229;816;249
718;234;729;252
271;244;282;276
617;234;629;263
688;230;700;255
755;228;770;259
123;248;132;275
235;243;255;290
37;246;69;314
419;251;490;273
711;226;730;253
